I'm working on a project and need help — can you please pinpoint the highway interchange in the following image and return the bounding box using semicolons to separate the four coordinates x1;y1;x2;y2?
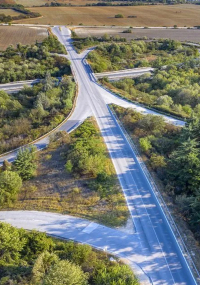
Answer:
0;26;198;285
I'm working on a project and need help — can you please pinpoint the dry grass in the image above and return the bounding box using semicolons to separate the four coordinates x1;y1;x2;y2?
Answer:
0;0;15;4
0;8;22;16
75;26;200;43
0;26;48;50
14;0;125;7
6;132;129;228
12;4;200;27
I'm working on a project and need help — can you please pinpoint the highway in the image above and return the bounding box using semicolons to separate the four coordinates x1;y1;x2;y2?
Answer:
95;67;154;81
0;26;197;285
0;79;40;93
0;68;153;93
52;26;197;285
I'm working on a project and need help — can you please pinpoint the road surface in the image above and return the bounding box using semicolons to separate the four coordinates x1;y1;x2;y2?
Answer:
95;67;154;81
0;67;152;93
0;79;40;93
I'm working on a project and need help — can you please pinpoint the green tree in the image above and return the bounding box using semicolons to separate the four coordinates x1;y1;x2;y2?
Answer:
150;154;166;170
42;260;88;285
139;137;152;153
115;14;124;18
94;264;138;285
32;251;59;284
0;171;22;206
65;160;73;173
0;222;26;266
42;72;54;92
168;138;200;194
14;147;37;180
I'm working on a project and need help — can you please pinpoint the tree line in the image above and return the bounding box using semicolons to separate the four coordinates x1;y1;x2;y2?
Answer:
102;57;200;119
87;39;198;72
0;35;69;83
114;106;200;241
0;73;75;154
0;222;139;285
0;4;41;22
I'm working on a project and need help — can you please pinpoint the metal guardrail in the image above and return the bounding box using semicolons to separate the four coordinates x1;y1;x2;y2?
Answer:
110;106;200;284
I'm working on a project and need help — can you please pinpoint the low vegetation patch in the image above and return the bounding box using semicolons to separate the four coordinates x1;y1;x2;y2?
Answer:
0;3;41;22
0;35;68;83
0;74;75;154
1;119;129;227
0;222;139;284
101;56;200;119
87;39;198;72
72;33;126;53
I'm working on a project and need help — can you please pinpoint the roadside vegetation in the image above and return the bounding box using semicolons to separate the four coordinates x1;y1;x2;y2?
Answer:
0;222;139;285
0;3;41;22
113;106;200;242
1;119;129;227
0;35;68;83
72;33;126;53
0;74;75;154
87;39;198;72
101;58;200;119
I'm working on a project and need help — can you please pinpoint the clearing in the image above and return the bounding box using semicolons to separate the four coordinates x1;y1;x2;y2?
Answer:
13;4;200;27
0;25;48;50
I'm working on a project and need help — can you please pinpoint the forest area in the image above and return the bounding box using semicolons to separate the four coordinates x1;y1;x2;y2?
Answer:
0;34;75;154
84;37;200;119
0;222;139;285
113;106;200;241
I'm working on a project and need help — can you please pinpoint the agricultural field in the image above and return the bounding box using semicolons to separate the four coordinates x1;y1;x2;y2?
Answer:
0;0;15;4
12;4;200;26
0;8;22;16
14;0;128;7
75;26;200;43
0;26;48;50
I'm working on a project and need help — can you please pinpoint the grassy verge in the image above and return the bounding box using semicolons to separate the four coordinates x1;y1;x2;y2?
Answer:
5;118;129;228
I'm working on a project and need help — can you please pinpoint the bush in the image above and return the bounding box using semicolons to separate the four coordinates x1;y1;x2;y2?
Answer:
0;171;22;206
115;14;124;18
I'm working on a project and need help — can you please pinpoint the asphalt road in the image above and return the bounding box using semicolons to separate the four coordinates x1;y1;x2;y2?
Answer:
0;79;40;93
0;67;152;93
95;67;154;81
0;26;197;284
51;26;197;285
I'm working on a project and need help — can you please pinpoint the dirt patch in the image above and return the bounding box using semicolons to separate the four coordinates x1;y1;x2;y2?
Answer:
0;25;48;50
75;26;200;43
